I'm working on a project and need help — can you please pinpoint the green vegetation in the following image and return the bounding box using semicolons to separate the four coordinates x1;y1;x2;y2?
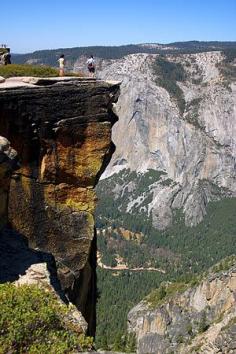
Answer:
96;170;236;274
96;169;165;230
0;64;59;78
184;98;203;129
145;281;189;308
160;178;174;187
12;42;236;67
210;254;236;273
185;98;202;111
198;312;210;333
96;269;164;350
223;48;236;63
0;283;93;353
96;169;236;349
102;332;136;353
98;229;156;268
187;323;193;336
0;64;83;78
217;48;236;85
153;56;186;114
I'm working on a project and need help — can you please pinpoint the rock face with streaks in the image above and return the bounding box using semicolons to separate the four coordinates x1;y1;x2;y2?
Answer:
128;257;236;354
98;52;236;229
0;77;120;331
0;136;17;229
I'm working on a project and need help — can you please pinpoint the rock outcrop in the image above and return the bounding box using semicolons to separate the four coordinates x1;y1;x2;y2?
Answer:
0;77;120;332
98;52;236;228
128;257;236;354
0;136;17;229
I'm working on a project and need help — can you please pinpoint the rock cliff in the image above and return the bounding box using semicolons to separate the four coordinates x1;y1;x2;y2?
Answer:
98;51;236;228
128;257;236;354
0;136;17;228
0;77;120;332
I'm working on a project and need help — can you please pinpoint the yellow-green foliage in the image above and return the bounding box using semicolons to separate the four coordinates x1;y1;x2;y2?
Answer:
210;254;236;274
0;283;93;353
65;198;89;211
146;281;189;309
0;64;59;78
145;256;236;310
0;64;84;78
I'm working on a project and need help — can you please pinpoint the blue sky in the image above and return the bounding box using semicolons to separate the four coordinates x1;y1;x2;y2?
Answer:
2;0;236;53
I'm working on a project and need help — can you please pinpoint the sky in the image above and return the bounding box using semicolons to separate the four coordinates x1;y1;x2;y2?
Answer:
1;0;236;53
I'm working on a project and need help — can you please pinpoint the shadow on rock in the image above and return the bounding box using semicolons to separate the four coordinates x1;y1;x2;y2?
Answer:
0;226;68;303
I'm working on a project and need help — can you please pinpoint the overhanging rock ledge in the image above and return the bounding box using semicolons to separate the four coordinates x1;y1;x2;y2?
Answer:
0;77;120;333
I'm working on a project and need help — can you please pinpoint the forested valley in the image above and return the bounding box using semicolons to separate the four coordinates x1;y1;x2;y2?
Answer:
95;170;236;350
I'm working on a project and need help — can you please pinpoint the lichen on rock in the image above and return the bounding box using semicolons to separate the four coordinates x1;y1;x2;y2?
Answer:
0;136;18;229
0;77;120;332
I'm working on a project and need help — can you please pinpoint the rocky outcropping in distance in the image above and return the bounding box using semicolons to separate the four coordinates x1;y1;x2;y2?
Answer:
128;257;236;354
0;77;120;332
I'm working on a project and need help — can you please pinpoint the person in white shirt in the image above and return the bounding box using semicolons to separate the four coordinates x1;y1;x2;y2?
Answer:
86;55;96;77
58;54;65;76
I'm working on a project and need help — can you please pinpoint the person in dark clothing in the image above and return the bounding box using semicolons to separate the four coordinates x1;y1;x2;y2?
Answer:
87;55;96;77
3;48;11;65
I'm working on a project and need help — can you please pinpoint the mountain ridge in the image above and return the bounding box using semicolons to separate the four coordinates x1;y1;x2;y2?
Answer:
95;49;236;348
97;50;236;229
12;41;236;67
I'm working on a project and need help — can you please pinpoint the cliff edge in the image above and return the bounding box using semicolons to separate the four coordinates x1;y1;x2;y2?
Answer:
0;77;120;333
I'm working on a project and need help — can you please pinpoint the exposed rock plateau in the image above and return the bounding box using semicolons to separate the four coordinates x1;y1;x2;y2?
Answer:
128;258;236;354
0;77;120;332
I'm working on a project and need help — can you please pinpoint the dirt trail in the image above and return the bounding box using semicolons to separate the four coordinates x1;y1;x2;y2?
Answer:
97;253;165;273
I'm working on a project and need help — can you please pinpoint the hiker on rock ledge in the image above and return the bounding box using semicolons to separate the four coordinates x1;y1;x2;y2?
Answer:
3;48;11;65
58;54;65;76
87;55;96;77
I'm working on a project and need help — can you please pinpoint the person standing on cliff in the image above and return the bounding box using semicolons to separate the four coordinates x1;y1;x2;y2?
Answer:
3;48;11;65
86;55;96;77
58;54;65;76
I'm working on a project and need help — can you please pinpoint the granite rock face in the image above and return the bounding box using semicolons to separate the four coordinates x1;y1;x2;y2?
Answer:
0;136;17;228
99;52;236;228
128;258;236;354
0;77;120;330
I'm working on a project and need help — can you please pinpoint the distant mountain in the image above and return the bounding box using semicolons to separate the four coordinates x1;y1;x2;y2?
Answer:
95;48;236;348
98;50;236;228
11;41;236;350
12;41;236;67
